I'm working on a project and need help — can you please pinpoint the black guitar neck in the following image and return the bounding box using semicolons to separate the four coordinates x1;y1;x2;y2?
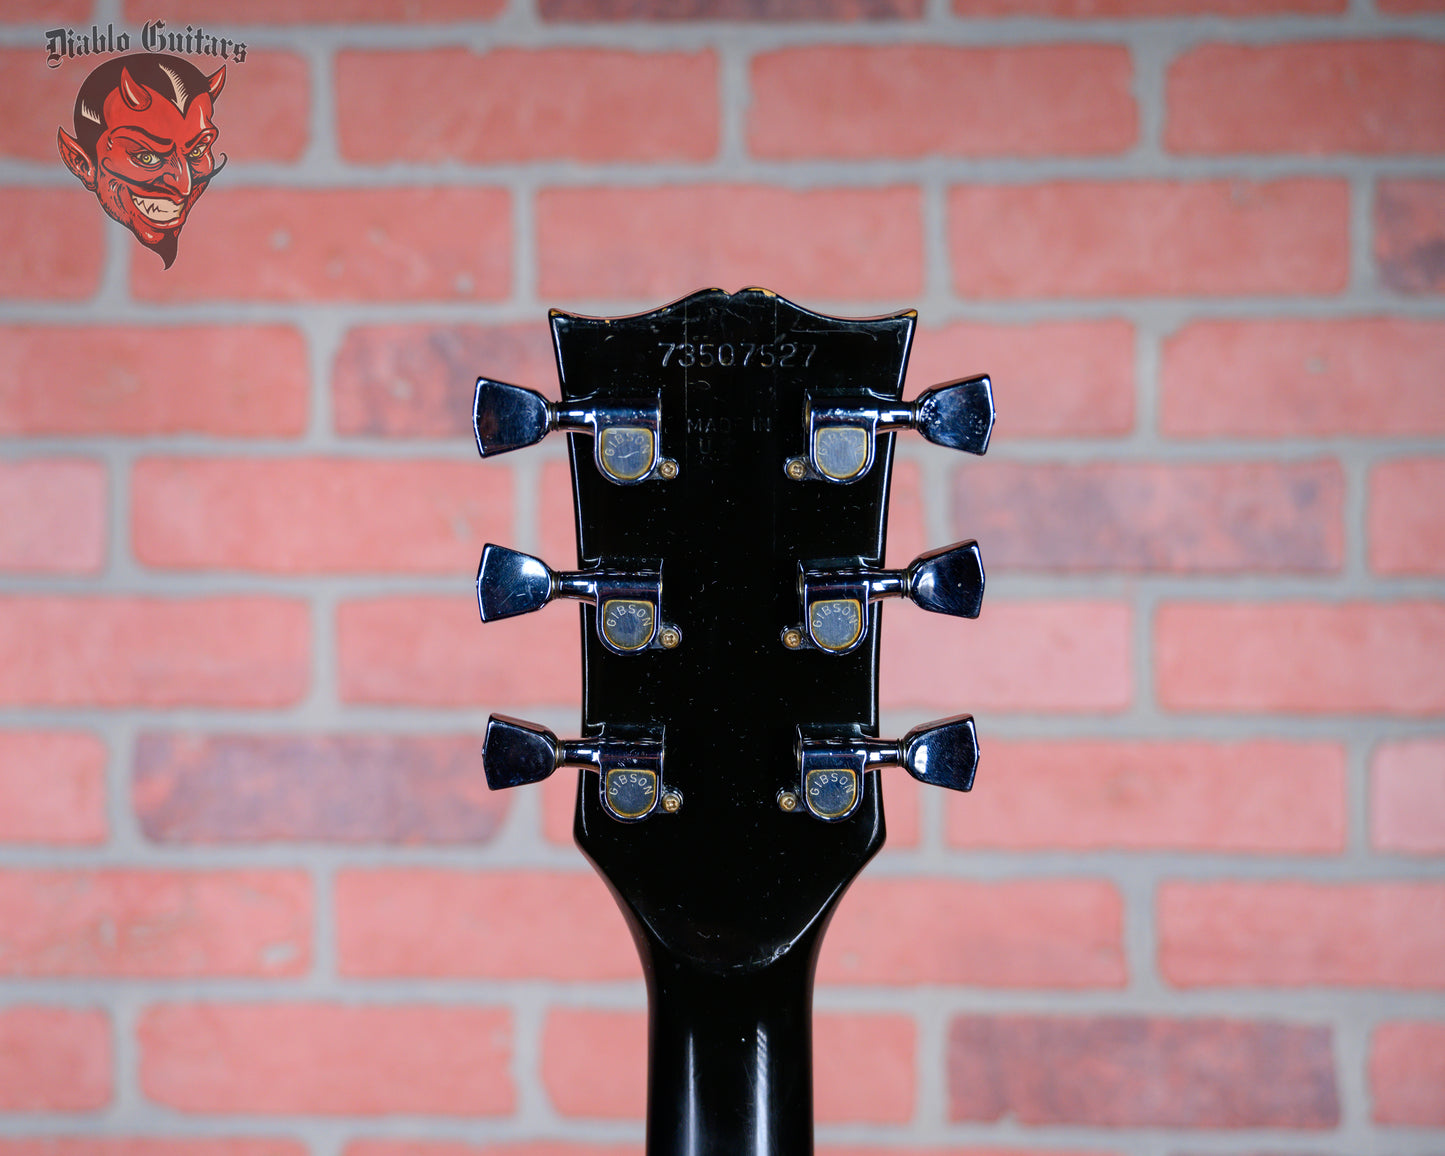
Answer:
472;288;993;1155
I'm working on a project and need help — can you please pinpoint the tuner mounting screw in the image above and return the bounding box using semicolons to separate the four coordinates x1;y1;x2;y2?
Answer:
782;628;803;650
659;627;681;649
661;790;683;813
785;457;808;481
658;459;679;481
777;790;799;813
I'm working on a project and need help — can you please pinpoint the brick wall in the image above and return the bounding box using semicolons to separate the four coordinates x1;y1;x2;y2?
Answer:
1;0;1442;1152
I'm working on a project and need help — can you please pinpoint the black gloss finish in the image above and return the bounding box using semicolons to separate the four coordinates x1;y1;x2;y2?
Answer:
901;714;979;792
477;544;554;621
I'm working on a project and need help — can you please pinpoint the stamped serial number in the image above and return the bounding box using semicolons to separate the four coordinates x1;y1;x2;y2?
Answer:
658;340;816;369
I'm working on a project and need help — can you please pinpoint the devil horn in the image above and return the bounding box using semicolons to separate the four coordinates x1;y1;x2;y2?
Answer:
118;67;151;111
206;65;225;101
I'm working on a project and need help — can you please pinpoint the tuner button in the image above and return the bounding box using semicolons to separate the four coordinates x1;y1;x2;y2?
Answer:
900;715;979;793
483;714;561;790
474;378;552;458
477;544;554;622
913;375;995;456
906;541;985;619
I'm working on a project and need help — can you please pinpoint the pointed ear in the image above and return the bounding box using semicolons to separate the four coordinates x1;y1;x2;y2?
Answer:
57;128;96;189
206;65;225;101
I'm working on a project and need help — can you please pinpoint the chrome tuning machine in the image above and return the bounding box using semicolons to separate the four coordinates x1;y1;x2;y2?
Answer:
483;715;675;822
784;540;983;655
786;374;995;484
477;544;679;656
790;715;979;821
474;377;678;485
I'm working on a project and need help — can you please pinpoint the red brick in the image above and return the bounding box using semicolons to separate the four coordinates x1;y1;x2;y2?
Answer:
750;46;1132;159
1370;458;1445;574
1156;601;1445;715
125;0;504;19
1371;739;1445;855
131;189;510;302
949;179;1348;299
0;49;81;160
134;733;508;844
543;770;580;845
538;458;579;564
1380;0;1445;8
883;458;926;570
345;1146;639;1156
948;739;1346;853
1;1;91;21
133;458;510;574
0;596;308;707
881;600;1131;713
333;323;555;438
0;325;308;437
0;869;308;978
1168;42;1445;155
1376;180;1445;294
0;190;103;300
337;595;579;709
5;49;307;162
543;1009;914;1122
339;49;716;164
0;1007;109;1111
0;459;104;573
221;53;309;162
954;0;1339;11
819;877;1124;986
1370;1021;1445;1124
948;1015;1338;1127
0;731;106;845
957;460;1341;573
537;186;921;302
906;320;1133;438
1161;318;1445;437
336;869;638;979
546;0;919;14
0;1142;305;1156
139;1003;512;1114
1160;881;1445;988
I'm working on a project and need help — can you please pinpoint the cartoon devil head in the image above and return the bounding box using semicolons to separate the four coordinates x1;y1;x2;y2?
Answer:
58;54;224;268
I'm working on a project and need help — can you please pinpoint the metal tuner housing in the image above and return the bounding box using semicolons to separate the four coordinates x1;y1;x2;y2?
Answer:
477;543;679;656
482;714;674;822
786;374;995;484
473;377;678;485
792;715;979;821
785;540;984;655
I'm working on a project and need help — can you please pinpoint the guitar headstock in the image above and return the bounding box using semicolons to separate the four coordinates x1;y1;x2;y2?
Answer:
473;288;993;970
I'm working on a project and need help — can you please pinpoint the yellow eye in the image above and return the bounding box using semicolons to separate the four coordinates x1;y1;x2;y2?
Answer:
134;151;159;165
189;143;208;159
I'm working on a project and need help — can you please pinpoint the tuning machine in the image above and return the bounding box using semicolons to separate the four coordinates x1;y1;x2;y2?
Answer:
789;716;978;821
784;541;983;655
474;377;678;485
477;544;679;656
785;374;994;484
483;715;674;822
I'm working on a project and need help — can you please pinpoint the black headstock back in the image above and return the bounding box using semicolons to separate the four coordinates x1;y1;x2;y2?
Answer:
556;288;907;966
471;287;992;1156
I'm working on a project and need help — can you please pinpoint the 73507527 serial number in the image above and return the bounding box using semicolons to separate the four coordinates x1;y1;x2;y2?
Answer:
658;341;817;368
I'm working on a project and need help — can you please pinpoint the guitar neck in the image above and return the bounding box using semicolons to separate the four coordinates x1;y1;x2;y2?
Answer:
473;288;992;1156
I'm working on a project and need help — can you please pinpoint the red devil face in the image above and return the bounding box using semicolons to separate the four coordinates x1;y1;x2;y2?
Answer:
59;62;224;268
